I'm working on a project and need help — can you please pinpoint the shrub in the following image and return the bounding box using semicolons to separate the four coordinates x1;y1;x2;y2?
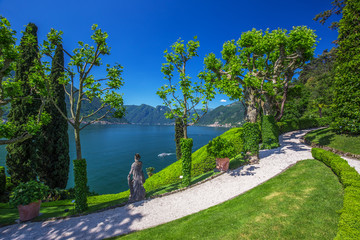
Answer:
181;138;193;187
261;115;280;149
311;148;360;239
335;186;360;239
73;159;88;212
9;181;49;207
229;154;247;170
277;117;331;134
242;122;260;155
207;136;236;159
0;166;5;195
146;167;155;178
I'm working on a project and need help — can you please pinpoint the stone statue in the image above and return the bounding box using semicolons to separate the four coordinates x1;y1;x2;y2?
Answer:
128;153;146;202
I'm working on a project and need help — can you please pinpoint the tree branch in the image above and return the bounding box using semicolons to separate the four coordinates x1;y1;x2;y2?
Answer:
80;109;111;130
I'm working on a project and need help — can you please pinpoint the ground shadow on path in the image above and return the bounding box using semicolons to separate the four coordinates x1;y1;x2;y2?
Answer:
0;201;146;240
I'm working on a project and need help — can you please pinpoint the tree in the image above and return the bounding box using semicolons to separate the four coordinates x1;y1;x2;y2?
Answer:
157;37;215;139
32;24;125;211
332;0;360;134
157;37;215;186
203;27;316;156
0;18;48;147
36;44;70;189
5;23;44;184
314;0;345;30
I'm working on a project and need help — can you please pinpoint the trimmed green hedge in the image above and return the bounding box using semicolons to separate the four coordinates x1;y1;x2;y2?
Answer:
311;148;360;239
261;115;280;149
242;122;260;155
277;117;331;134
73;159;88;212
181;138;193;187
143;128;244;192
0;167;5;196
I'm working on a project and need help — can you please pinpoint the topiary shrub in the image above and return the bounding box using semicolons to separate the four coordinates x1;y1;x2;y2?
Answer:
242;122;260;155
261;115;280;149
181;138;193;187
0;166;6;196
73;159;88;212
311;148;360;239
207;136;236;159
335;186;360;239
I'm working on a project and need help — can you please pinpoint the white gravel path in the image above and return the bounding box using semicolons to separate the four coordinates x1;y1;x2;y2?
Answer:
1;129;359;240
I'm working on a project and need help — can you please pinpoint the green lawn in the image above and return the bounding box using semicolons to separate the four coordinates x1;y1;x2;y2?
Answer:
113;160;343;240
305;127;360;155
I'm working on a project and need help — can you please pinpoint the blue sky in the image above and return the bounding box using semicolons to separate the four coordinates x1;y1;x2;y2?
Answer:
0;0;339;108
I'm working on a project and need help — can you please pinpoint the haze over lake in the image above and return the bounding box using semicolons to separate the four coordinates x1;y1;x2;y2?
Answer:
0;125;227;194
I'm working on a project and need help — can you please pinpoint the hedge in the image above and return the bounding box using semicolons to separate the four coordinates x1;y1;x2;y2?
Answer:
0;166;5;195
181;138;193;187
277;117;331;134
311;148;360;239
242;122;260;155
73;159;88;212
261;115;280;149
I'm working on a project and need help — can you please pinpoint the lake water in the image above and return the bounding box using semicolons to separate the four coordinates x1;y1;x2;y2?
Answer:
0;125;227;194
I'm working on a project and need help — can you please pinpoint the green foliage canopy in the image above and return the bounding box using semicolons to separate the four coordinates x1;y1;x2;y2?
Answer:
157;36;216;138
32;24;126;159
332;0;360;134
0;18;50;145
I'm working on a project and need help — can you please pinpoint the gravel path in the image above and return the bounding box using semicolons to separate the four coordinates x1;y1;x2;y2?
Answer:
1;129;359;240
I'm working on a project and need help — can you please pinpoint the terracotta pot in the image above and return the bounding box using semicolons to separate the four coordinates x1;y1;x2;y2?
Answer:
17;200;41;222
216;158;229;172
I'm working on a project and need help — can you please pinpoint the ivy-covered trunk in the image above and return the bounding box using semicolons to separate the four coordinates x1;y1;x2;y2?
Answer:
242;122;260;164
0;166;5;196
261;115;280;149
243;87;260;164
181;138;193;187
73;159;88;212
244;87;258;123
175;118;184;161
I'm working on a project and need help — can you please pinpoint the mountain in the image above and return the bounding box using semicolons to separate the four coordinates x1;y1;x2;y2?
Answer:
124;104;173;125
64;85;128;124
196;102;245;127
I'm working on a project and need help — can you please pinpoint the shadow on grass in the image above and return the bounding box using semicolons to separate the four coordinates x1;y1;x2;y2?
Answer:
146;171;217;197
305;128;335;146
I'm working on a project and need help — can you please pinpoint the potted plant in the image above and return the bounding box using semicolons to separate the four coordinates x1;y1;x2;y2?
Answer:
9;180;49;221
207;136;236;171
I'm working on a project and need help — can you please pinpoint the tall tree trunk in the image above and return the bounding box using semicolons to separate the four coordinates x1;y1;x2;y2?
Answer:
319;106;322;118
74;127;82;160
276;80;289;121
183;125;188;139
175;118;184;160
245;87;258;123
243;86;260;164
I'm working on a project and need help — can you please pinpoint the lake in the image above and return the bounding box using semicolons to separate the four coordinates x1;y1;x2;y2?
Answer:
0;124;227;194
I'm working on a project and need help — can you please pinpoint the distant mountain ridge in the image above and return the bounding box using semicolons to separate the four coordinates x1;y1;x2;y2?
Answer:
2;84;245;127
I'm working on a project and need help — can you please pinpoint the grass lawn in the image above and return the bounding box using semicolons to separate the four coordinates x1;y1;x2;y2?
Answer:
305;127;360;155
113;160;343;240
